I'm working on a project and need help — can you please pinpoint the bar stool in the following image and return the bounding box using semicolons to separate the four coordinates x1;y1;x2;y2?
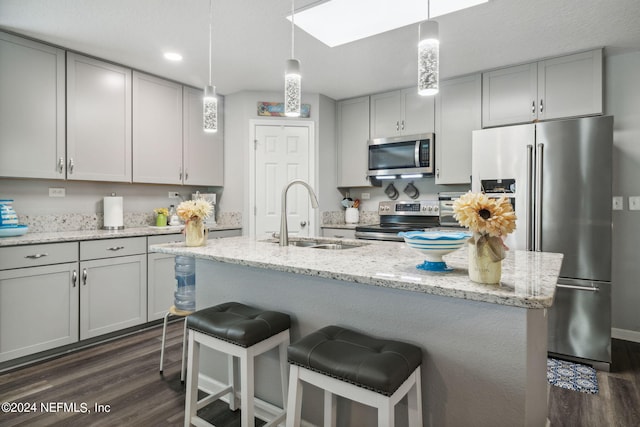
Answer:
286;325;423;427
184;302;291;427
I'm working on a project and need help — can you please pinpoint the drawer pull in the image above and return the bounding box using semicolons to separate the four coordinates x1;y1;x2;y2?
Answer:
25;253;48;259
107;246;125;251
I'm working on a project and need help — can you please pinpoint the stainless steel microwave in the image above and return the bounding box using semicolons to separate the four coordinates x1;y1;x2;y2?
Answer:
367;133;435;179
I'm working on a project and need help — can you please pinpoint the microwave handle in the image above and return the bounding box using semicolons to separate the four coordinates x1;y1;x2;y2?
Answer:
414;140;421;167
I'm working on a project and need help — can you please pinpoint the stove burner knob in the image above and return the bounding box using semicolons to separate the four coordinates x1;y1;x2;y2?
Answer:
434;206;439;212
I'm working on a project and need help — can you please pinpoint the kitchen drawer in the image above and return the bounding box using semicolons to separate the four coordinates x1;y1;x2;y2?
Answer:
81;237;146;260
0;242;78;270
148;233;183;247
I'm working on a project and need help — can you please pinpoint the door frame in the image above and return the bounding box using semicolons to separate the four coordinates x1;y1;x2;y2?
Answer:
248;119;316;239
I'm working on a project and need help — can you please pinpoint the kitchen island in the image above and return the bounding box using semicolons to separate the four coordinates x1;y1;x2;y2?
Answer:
150;236;563;427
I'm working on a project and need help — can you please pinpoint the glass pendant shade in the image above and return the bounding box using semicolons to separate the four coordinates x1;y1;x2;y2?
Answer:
418;20;439;96
285;58;301;117
203;85;218;133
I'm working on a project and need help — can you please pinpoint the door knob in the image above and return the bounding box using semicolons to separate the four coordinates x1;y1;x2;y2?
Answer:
300;221;307;227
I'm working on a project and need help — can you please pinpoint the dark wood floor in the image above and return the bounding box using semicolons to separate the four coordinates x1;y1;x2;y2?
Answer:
1;321;639;426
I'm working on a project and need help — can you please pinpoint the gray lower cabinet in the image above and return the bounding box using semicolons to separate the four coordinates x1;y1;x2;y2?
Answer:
79;238;147;339
0;243;79;363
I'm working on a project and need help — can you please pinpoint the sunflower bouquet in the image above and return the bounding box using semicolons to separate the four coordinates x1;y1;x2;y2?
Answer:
452;192;516;262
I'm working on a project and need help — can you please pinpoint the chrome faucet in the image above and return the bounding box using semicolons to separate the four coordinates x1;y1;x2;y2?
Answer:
280;179;319;246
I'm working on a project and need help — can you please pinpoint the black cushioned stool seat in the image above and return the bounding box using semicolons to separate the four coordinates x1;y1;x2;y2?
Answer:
286;325;424;427
187;301;290;347
184;302;291;427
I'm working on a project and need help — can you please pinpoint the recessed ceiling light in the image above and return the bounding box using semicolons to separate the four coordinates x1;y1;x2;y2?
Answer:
289;0;489;47
164;52;183;61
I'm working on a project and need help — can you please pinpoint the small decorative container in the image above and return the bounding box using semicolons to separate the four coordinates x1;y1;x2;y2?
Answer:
468;243;502;284
399;231;470;272
345;208;359;224
185;218;207;247
155;213;167;227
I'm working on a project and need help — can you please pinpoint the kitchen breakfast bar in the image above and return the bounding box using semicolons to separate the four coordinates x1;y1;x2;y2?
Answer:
150;236;563;427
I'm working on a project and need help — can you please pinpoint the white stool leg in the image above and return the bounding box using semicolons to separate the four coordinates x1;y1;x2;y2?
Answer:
279;338;289;412
180;317;188;383
184;331;199;427
323;390;336;427
378;400;394;427
228;355;238;411
286;365;303;427
240;351;255;427
159;310;171;373
408;368;423;427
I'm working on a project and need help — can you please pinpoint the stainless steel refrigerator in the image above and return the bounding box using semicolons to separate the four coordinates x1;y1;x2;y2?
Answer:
471;115;613;369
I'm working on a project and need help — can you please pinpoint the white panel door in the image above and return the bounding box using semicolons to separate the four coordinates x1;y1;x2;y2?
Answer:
254;125;311;240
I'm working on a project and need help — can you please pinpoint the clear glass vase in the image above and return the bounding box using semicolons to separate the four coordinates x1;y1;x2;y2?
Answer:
185;218;207;247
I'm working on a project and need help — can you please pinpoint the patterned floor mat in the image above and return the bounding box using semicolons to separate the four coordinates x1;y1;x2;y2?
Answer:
547;357;599;394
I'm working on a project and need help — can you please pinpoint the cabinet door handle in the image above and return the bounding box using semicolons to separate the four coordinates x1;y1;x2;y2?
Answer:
436;168;440;178
531;101;536;114
179;168;183;180
539;99;544;113
58;157;65;174
68;158;75;174
185;171;189;181
107;246;125;251
401;120;405;131
72;270;77;287
25;253;48;259
82;268;88;285
396;120;400;131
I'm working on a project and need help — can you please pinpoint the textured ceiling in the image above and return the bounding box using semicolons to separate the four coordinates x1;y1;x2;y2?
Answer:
1;0;640;100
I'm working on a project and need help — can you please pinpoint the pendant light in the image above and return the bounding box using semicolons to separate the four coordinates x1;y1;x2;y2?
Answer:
203;0;218;132
284;0;301;117
418;0;439;96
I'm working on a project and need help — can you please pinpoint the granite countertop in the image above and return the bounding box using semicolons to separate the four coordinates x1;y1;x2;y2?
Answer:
0;224;241;247
321;223;362;230
150;236;562;309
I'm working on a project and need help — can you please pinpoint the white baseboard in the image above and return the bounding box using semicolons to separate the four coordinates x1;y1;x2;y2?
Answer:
612;328;640;343
198;373;317;427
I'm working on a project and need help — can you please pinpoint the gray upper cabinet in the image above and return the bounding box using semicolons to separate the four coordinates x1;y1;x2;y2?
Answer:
337;96;371;187
370;88;435;139
435;74;481;184
133;71;183;184
67;53;132;181
482;49;603;127
183;86;224;186
0;32;65;179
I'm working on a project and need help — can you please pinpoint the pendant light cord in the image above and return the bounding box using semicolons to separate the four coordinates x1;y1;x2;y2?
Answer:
208;0;213;86
290;0;295;58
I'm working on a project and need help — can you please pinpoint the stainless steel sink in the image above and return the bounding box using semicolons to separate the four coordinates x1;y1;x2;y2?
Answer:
268;238;365;250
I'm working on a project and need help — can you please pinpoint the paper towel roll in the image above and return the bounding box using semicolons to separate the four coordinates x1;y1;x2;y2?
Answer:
103;196;124;229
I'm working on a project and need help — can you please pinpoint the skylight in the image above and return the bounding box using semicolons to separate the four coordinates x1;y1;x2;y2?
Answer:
289;0;488;47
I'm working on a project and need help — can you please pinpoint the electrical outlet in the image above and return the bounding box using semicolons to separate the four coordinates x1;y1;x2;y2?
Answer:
49;187;66;197
629;196;640;211
168;192;180;199
612;196;623;211
361;192;370;200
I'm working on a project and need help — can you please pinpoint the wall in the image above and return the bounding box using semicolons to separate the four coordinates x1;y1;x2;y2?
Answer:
0;178;211;224
606;51;640;341
220;90;342;233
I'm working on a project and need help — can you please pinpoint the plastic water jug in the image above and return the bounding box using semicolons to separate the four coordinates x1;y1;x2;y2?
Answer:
174;256;195;311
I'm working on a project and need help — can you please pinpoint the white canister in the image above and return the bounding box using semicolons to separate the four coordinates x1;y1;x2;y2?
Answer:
345;208;359;224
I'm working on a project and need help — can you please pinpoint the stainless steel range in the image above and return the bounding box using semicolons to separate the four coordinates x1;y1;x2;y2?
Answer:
355;200;440;241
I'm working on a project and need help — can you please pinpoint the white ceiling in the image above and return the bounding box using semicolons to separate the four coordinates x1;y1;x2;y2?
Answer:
1;0;640;101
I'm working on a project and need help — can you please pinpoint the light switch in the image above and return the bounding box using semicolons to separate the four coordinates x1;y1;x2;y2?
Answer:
612;196;623;210
629;196;640;211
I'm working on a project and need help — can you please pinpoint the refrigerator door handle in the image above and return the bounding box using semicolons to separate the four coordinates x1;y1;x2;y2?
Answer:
535;143;544;251
526;144;534;251
556;283;600;292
